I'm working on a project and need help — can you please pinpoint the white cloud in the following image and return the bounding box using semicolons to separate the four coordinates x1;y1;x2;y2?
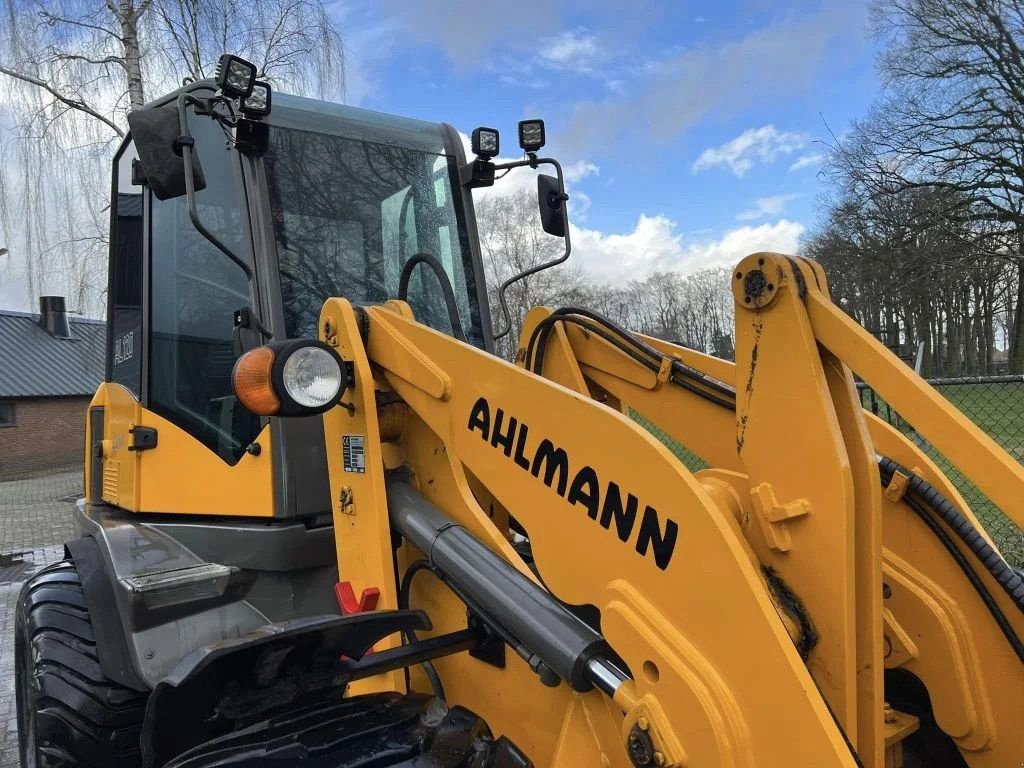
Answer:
692;125;808;177
789;152;824;172
736;193;799;221
453;129;803;285
563;160;600;183
538;30;603;73
498;74;550;90
572;216;805;283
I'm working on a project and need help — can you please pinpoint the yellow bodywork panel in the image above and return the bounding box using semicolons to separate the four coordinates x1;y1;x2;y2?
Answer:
86;382;274;517
518;253;1023;767
318;300;860;767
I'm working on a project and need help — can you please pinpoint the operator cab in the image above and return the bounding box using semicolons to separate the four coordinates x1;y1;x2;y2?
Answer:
107;57;568;519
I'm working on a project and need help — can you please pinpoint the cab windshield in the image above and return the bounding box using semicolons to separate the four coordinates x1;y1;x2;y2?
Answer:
263;98;484;346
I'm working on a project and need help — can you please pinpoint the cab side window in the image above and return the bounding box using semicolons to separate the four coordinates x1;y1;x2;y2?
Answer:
109;145;144;396
147;113;261;464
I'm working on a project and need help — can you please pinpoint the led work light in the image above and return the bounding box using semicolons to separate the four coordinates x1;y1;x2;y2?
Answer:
518;119;546;152
240;81;272;117
215;54;257;99
472;127;500;159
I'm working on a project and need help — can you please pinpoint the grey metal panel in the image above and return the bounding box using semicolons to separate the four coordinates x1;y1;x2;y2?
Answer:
0;312;105;397
74;500;340;688
146;519;337;572
271;415;334;518
269;93;447;153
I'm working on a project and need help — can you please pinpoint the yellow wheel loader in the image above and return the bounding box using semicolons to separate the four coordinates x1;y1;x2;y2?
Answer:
14;54;1023;768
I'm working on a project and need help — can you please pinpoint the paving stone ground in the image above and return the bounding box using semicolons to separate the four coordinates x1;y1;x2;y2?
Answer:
0;470;80;768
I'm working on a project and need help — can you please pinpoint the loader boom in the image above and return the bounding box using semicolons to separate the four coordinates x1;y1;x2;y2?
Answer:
517;252;1024;767
315;295;863;767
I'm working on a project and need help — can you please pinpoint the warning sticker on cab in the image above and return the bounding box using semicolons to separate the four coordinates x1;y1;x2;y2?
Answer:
343;435;366;473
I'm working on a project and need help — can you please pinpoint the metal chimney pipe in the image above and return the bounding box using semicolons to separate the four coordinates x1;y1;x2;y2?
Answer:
39;296;72;338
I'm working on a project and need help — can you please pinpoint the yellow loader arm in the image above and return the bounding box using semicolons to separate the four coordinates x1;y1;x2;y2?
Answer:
517;253;1024;768
316;296;861;767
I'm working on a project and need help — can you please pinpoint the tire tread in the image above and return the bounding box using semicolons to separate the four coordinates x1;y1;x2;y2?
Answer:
16;559;147;768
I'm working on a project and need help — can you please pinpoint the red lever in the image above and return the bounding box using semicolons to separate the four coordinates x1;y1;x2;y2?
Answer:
335;582;380;615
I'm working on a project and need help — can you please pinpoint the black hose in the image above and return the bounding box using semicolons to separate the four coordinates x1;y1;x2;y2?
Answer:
528;314;742;412
398;560;447;701
549;307;737;399
525;307;1024;659
878;457;1024;614
526;307;736;405
527;314;659;376
398;252;467;343
902;494;1024;663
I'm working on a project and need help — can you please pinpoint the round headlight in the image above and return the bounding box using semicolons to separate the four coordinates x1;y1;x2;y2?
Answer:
282;345;343;408
233;340;347;417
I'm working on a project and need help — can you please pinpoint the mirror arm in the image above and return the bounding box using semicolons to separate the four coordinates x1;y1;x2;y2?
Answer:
176;93;272;341
177;94;253;281
491;156;571;341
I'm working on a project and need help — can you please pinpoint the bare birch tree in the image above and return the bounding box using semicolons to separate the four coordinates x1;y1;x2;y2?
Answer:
0;0;344;315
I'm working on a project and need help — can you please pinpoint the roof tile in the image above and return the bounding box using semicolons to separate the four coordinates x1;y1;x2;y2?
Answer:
0;311;105;397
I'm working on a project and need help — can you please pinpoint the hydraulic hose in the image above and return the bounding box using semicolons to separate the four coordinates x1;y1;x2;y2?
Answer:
524;306;1024;660
398;560;447;701
398;252;467;343
899;492;1024;663
526;307;736;405
877;456;1024;614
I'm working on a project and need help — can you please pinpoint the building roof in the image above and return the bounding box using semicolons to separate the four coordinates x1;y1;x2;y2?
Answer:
0;310;105;398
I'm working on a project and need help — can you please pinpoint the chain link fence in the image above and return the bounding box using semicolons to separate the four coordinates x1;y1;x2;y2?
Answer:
631;410;709;474
633;375;1024;568
861;376;1024;567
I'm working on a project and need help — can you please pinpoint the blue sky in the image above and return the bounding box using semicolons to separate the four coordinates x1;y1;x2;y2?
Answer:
0;0;878;311
338;0;877;281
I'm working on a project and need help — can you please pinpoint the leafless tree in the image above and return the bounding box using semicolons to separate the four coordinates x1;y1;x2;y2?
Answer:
476;189;736;361
823;0;1024;370
0;0;344;315
476;189;587;358
805;183;1013;376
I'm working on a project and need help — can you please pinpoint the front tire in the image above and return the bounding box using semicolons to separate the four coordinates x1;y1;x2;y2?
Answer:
15;560;148;767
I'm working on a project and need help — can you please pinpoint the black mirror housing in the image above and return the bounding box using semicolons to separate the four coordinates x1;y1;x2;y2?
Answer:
537;174;567;238
127;103;207;201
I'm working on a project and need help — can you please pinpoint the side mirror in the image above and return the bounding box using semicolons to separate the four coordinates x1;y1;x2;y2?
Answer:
537;174;567;238
127;103;206;201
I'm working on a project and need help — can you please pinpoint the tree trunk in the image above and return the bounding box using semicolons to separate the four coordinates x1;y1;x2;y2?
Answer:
946;312;960;376
962;287;975;375
983;282;995;374
1009;251;1024;375
120;2;146;110
916;309;933;377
